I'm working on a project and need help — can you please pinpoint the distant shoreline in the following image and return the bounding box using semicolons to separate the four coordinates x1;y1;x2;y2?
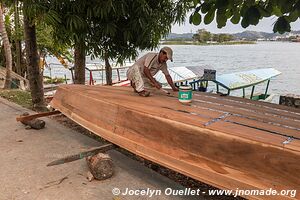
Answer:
160;41;256;45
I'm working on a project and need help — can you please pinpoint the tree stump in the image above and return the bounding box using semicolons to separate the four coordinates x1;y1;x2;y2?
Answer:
86;153;114;180
21;112;45;129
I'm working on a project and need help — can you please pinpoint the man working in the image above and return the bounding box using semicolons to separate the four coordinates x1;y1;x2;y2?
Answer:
126;46;179;97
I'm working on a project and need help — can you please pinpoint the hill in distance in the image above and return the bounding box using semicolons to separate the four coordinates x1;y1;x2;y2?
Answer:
166;30;300;40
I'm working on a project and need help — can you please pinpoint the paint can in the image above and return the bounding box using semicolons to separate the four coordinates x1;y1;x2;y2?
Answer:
178;85;192;103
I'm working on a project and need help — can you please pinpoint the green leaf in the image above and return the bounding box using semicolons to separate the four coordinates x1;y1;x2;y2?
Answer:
216;0;229;9
201;2;211;13
241;16;250;28
272;6;282;17
216;9;227;28
265;2;273;14
192;12;202;25
245;0;255;7
225;8;233;18
240;4;248;16
276;0;293;14
193;0;200;7
287;10;299;22
257;5;271;18
246;6;261;25
204;8;216;24
295;1;300;12
273;16;291;34
230;12;241;24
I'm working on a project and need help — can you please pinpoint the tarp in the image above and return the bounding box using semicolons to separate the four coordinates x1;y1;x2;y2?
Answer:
155;66;209;84
215;68;281;90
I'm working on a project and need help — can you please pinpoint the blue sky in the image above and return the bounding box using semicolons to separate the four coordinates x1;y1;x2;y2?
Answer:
171;17;300;34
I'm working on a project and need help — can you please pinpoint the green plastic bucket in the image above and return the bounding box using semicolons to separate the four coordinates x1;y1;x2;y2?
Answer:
178;85;192;103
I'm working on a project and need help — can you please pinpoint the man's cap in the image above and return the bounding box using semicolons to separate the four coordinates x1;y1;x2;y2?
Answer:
161;46;173;62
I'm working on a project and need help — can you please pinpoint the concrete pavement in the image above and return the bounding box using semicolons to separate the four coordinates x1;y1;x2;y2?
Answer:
0;97;202;200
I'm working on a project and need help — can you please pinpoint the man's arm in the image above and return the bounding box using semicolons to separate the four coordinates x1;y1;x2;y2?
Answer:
165;74;179;91
143;67;161;89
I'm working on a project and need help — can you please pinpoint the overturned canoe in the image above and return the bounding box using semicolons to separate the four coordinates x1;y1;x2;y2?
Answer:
50;85;300;199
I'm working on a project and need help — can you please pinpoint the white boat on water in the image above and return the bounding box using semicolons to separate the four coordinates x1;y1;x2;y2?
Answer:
115;67;281;102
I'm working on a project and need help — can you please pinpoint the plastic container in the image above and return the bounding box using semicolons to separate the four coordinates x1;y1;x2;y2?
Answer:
178;85;192;103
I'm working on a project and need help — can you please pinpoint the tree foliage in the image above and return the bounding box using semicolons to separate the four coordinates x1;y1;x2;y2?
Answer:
30;0;189;84
40;0;189;62
193;28;211;42
187;0;300;34
193;28;233;43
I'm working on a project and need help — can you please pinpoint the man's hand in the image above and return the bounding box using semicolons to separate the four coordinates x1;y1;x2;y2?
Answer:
154;81;162;89
165;74;179;92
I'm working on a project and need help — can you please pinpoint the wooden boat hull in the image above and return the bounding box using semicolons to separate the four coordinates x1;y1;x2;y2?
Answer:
50;85;300;199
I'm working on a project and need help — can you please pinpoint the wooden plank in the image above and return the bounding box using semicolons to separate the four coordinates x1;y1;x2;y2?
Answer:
50;85;300;200
196;92;300;116
225;115;300;139
194;93;300;121
16;110;61;122
191;98;300;131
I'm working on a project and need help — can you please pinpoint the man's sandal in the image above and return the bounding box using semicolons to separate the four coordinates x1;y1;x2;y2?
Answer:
138;90;150;97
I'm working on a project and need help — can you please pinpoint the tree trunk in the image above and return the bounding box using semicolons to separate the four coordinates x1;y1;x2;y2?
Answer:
0;4;13;89
104;53;112;85
14;1;22;76
74;43;86;84
24;14;45;111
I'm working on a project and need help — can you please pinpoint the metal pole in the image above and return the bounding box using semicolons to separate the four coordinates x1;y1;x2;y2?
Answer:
250;86;255;99
264;79;270;99
70;67;75;84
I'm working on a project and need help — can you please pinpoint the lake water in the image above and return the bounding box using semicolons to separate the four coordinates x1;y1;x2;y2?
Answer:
44;42;300;96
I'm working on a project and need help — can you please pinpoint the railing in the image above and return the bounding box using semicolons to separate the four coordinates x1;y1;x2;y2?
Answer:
45;62;131;86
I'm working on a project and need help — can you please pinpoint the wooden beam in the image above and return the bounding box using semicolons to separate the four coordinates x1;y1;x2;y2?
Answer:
16;110;61;122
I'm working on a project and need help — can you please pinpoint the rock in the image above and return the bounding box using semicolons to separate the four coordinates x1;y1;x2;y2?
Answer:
86;153;114;180
21;112;46;130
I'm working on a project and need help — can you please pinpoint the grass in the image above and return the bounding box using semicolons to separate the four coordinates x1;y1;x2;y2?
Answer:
43;76;67;84
0;89;32;109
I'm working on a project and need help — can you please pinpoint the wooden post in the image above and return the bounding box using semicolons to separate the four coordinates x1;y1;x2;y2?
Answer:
86;153;114;180
16;110;60;122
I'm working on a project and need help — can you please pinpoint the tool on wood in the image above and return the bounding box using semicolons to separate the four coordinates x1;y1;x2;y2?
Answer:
47;143;115;166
